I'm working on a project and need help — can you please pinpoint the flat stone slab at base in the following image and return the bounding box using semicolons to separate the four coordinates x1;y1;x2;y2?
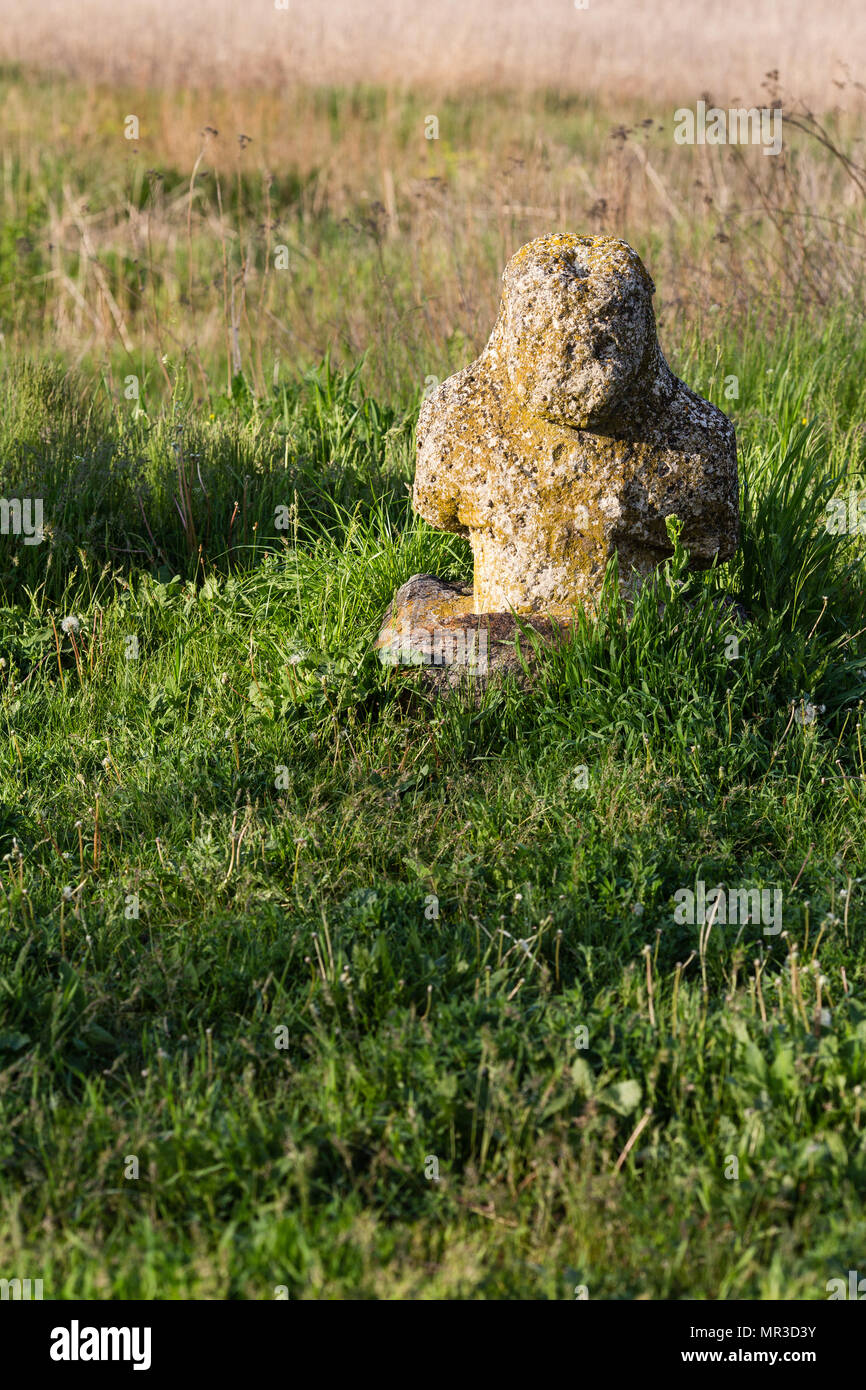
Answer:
375;573;572;693
375;573;751;695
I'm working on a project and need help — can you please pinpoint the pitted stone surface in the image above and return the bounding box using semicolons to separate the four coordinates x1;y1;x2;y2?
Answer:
413;234;739;617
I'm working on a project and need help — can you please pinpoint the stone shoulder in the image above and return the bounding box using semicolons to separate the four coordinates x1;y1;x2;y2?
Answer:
665;375;737;457
414;358;500;534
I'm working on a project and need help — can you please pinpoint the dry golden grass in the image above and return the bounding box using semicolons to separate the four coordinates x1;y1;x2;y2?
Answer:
0;6;864;402
0;0;864;108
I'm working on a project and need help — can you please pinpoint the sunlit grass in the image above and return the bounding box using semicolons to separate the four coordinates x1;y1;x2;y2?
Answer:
1;321;866;1296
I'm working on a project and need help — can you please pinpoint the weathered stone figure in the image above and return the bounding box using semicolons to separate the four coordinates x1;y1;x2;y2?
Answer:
377;233;740;686
413;233;739;616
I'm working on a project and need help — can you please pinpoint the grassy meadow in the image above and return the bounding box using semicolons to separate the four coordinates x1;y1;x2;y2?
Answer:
1;39;866;1299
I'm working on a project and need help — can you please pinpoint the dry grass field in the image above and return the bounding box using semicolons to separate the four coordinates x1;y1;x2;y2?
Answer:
1;0;864;105
0;3;865;402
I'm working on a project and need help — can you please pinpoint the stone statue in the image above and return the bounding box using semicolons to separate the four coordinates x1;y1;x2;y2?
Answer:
377;234;740;684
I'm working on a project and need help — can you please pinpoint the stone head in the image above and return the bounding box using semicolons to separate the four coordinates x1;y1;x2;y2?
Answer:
493;234;667;430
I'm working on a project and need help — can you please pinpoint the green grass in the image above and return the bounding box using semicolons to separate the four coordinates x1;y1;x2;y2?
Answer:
2;312;866;1298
